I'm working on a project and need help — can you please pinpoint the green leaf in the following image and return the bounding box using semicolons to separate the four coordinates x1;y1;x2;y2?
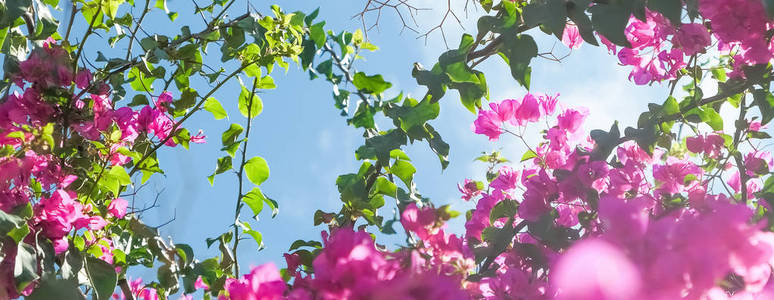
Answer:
102;0;123;19
390;160;416;186
765;0;774;18
355;130;408;164
521;150;537;162
237;220;263;249
426;125;451;169
445;62;479;83
500;34;538;88
0;209;26;237
288;240;322;251
5;0;32;27
350;102;376;129
544;0;568;39
61;250;83;281
108;166;132;186
373;177;397;197
662;96;679;115
590;4;632;47
698;106;723;131
28;277;86;300
490;199;519;224
567;0;598;45
243;187;266;218
222;123;244;147
203;97;227;120
754;89;774;125
258;76;276;89
155;0;169;12
84;256;117;300
647;0;682;24
128;94;149;106
399;98;440;131
14;243;38;292
264;195;279;218
128;66;154;92
208;156;233;185
244;63;261;78
353;72;392;94
310;22;326;48
245;157;270;185
173;128;191;150
238;84;263;118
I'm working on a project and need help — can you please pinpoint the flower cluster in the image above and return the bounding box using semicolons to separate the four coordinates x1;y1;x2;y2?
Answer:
280;228;468;300
603;10;692;85
472;92;559;141
462;92;774;298
0;39;204;298
699;0;773;72
210;92;774;299
580;1;774;84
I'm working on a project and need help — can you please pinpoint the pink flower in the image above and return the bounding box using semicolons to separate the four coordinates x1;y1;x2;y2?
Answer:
577;160;609;192
221;263;285;300
84;216;107;230
34;190;85;241
401;203;437;241
490;100;517;123
699;0;770;66
473;109;502;140
190;130;206;144
749;121;763;132
598;34;617;54
465;192;502;240
562;24;583;49
371;272;468;300
154;92;173;112
617;48;640;66
552;239;641;300
745;151;774;177
686;134;724;158
537;93;560;116
598;195;651;245
490;166;520;192
195;276;209;290
457;179;481;201
108;198;129;219
557;108;588;133
652;157;703;194
513;93;542;124
284;253;302;276
673;23;711;56
300;228;398;298
75;69;93;89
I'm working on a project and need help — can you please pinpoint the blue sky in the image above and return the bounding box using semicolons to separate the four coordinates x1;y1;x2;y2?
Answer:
125;0;673;274
45;0;679;280
122;0;680;273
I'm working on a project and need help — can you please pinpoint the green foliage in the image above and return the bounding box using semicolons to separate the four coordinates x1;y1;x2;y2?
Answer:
245;157;270;186
500;34;538;88
84;256;117;300
590;3;632;47
353;72;392;95
238;82;263;118
204;97;228;120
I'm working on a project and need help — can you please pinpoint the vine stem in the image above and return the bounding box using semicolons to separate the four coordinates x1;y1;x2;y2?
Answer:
73;0;103;70
232;76;258;276
733;96;750;204
63;2;77;42
125;0;152;60
118;278;135;300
